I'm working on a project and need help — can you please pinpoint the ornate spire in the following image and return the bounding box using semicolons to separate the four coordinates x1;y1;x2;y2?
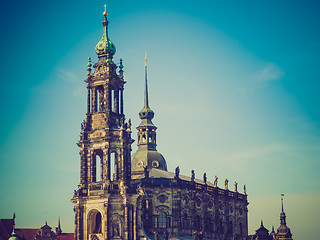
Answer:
139;55;154;122
277;194;293;239
95;4;116;60
280;194;286;225
131;57;167;174
58;216;62;232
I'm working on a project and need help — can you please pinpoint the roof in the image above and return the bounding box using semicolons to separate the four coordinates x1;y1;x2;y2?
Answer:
56;233;74;240
15;229;39;240
0;219;14;240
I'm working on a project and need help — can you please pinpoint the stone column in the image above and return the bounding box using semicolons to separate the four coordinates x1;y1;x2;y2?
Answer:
114;89;119;113
124;203;129;240
105;149;110;181
120;89;124;114
80;150;87;185
92;87;97;113
133;205;137;240
106;84;111;111
87;152;92;183
87;88;91;113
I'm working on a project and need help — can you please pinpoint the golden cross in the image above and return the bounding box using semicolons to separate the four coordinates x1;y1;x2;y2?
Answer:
104;4;107;12
144;52;147;67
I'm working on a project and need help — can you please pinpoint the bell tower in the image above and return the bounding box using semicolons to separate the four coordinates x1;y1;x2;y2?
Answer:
78;7;133;186
72;6;135;240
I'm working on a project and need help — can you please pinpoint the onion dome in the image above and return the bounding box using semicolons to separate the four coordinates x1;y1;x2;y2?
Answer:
95;9;116;60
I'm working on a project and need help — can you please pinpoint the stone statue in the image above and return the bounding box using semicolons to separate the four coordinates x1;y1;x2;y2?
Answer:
154;231;159;240
119;181;127;195
244;184;247;195
234;181;238;192
203;173;207;184
175;166;180;178
113;224;120;236
224;178;229;190
214;175;218;187
191;170;195;182
137;184;145;196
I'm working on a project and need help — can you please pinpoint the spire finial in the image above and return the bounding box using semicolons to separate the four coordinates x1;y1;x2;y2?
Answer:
58;216;61;231
103;4;108;16
119;58;123;70
260;220;264;227
281;193;284;212
144;52;147;67
144;54;149;108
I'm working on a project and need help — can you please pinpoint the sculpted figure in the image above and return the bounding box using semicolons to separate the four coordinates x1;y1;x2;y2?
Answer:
244;184;247;195
119;181;127;195
224;178;229;190
191;170;195;182
203;173;207;184
234;181;238;192
137;184;144;196
175;166;180;178
214;175;218;187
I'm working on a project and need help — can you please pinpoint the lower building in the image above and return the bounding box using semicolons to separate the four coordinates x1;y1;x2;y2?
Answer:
1;215;73;240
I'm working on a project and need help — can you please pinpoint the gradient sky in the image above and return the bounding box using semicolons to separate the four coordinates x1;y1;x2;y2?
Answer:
1;1;319;239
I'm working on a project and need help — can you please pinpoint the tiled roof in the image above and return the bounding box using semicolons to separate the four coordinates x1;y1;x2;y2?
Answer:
15;228;39;240
56;233;74;240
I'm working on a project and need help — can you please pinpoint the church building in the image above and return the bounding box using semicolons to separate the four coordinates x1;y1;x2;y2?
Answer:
71;7;292;240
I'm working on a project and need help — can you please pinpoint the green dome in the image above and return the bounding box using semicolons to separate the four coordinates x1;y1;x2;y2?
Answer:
95;13;116;58
9;230;19;240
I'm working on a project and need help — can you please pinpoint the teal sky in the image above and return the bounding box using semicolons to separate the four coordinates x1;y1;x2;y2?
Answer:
1;0;319;239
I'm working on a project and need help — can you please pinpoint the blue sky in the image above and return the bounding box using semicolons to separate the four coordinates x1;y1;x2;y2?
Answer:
0;0;319;239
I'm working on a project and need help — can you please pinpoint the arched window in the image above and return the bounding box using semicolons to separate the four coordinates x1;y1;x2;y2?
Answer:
110;152;115;181
95;154;102;182
92;211;102;234
157;211;169;228
92;150;103;182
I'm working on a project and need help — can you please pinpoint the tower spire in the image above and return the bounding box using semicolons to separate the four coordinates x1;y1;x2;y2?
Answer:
139;55;154;121
131;57;167;175
58;216;61;232
276;194;293;239
144;54;149;109
95;4;116;60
